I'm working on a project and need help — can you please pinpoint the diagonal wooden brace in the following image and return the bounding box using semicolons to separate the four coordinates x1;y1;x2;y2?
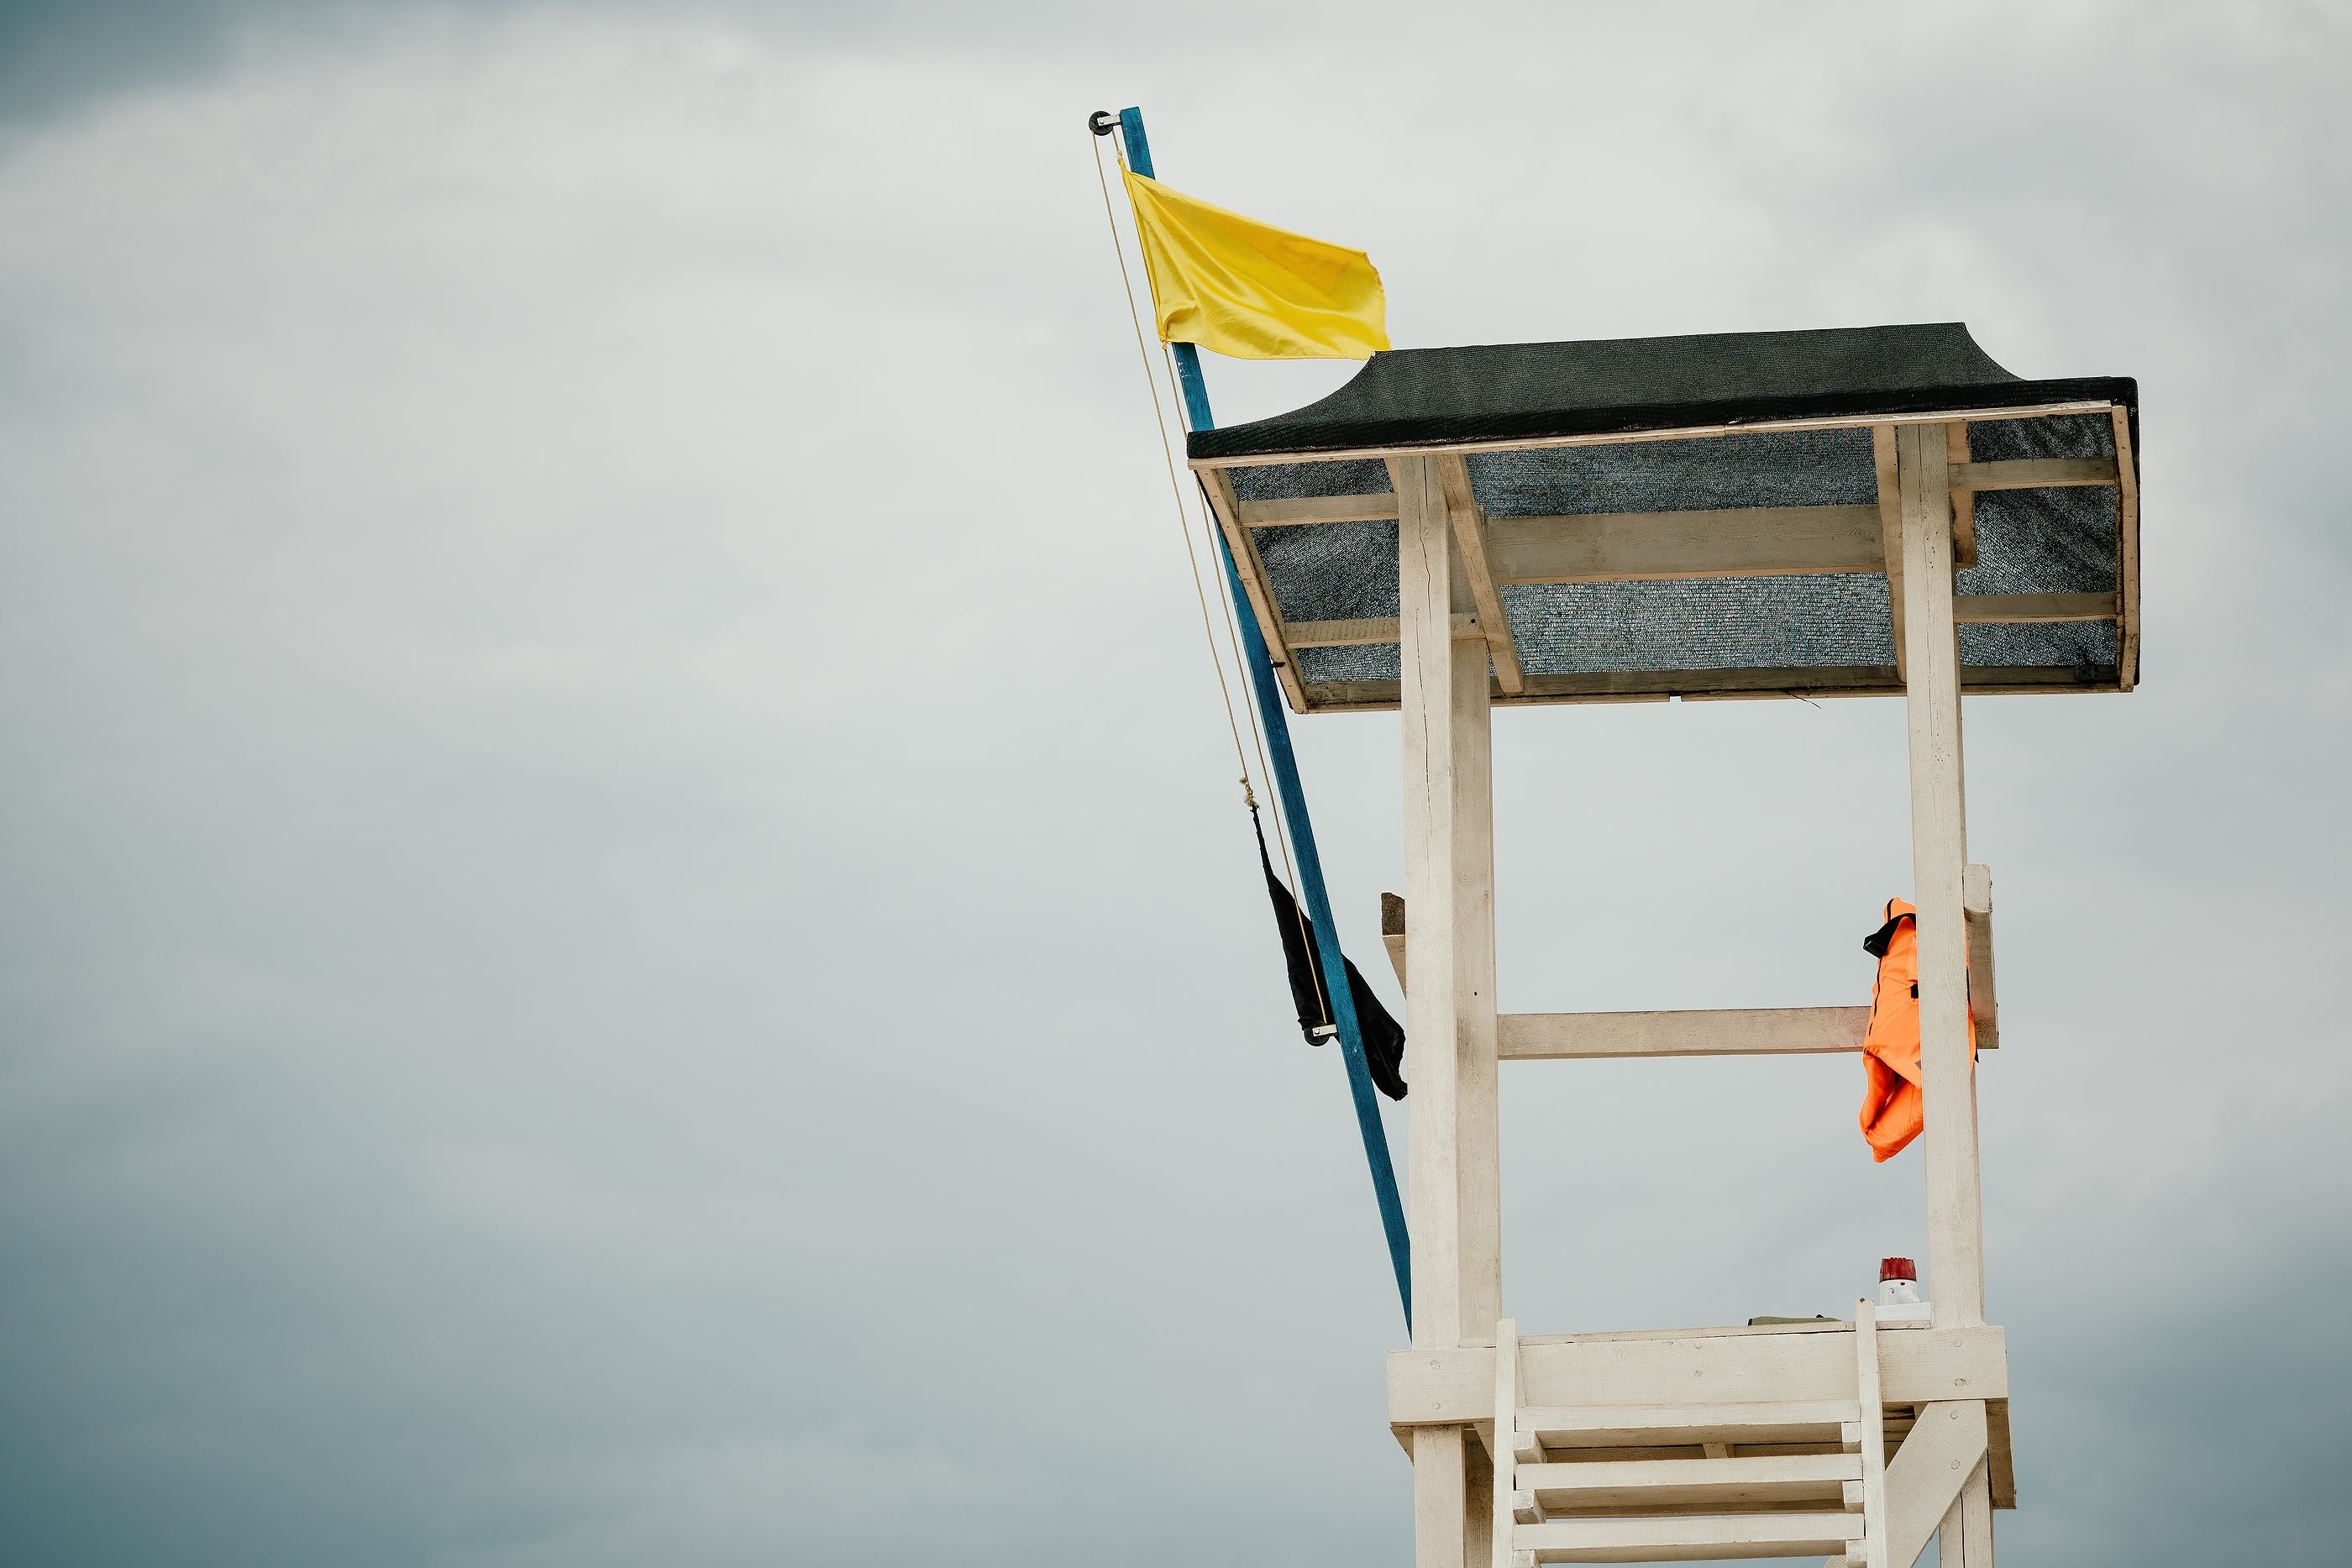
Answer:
1883;1400;1989;1568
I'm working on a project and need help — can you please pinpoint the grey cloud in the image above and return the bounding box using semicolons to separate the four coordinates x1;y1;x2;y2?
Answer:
0;3;2346;1565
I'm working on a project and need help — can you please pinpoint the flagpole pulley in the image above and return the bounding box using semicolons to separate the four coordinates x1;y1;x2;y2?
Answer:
1087;110;1119;136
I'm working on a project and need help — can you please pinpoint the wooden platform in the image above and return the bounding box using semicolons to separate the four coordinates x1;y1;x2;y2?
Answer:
1391;1317;2015;1513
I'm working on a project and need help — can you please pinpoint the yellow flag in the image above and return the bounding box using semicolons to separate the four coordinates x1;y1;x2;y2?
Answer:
1121;170;1389;360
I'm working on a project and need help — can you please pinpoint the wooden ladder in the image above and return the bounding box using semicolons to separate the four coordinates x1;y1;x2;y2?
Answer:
1492;1309;1892;1566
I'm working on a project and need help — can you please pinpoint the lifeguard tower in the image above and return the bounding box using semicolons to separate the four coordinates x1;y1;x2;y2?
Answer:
1187;325;2139;1567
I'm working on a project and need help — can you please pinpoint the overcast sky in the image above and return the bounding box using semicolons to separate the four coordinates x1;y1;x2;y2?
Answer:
1;3;2347;1565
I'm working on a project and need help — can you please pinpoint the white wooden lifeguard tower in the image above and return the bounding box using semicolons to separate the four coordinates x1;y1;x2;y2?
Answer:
1186;324;2139;1567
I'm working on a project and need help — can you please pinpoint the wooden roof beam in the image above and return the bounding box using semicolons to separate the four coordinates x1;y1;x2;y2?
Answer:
1436;454;1526;695
1491;504;1884;584
1198;467;1311;712
1948;457;2118;490
1873;427;1908;682
1234;492;1398;527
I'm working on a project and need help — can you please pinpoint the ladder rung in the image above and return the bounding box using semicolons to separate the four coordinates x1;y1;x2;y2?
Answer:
1516;1511;1863;1563
1520;1452;1861;1513
1520;1401;1862;1450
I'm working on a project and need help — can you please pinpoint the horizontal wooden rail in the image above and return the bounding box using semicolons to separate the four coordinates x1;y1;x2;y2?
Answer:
1233;491;1398;527
1949;457;2118;490
1226;459;2115;530
1385;866;2000;1055
1492;505;1883;584
1954;591;2113;623
1499;1007;1870;1059
1391;1326;2008;1426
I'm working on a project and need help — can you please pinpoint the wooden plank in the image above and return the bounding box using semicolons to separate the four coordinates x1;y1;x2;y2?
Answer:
1898;422;1987;1331
1498;1007;1870;1060
1284;616;1401;648
1947;423;1978;569
1198;466;1310;712
1284;612;1483;648
1382;891;1409;992
1855;1301;1888;1568
1873;427;1907;684
2112;407;2141;690
1418;1424;1470;1568
1234;491;1398;527
1188;398;2124;471
1940;1460;1994;1568
1393;453;1503;1353
1963;864;1999;1052
1490;505;1885;585
1397;452;1465;1353
1953;591;2113;623
1883;1401;1987;1568
1947;457;2119;490
1519;1402;1860;1450
1494;1319;1522;1568
1986;1398;2014;1509
1391;1329;2008;1426
1515;1512;1860;1562
1292;661;2126;712
1467;1429;1496;1568
1520;1454;1860;1512
1436;454;1527;695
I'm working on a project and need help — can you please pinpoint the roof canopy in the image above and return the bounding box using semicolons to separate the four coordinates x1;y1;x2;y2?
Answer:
1188;323;2140;712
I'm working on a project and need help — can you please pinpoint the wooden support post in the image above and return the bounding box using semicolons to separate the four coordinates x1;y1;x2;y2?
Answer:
1464;1431;1494;1568
1394;452;1502;1350
1415;1426;1467;1568
1896;422;1986;1332
1435;454;1527;695
1396;453;1500;1568
1937;1460;1995;1568
1872;427;1906;684
1855;1301;1888;1568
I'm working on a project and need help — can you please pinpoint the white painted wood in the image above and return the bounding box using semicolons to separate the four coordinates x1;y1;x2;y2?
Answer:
1490;505;1884;584
1519;1453;1860;1511
1855;1301;1888;1568
1498;1007;1874;1059
1494;1319;1521;1568
1234;491;1398;527
1882;1401;1987;1568
1515;1512;1860;1563
1389;1329;2008;1427
1897;422;1987;1330
1397;452;1464;1351
1518;1402;1861;1450
1960;1460;1995;1565
1416;1424;1469;1568
1466;1428;1495;1568
1937;1493;1966;1568
1394;453;1502;1351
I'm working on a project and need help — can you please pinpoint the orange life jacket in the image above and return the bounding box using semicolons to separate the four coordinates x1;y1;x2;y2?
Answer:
1858;898;1977;1163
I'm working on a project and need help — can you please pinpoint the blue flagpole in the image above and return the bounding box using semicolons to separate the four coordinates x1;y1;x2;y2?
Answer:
1117;106;1411;1329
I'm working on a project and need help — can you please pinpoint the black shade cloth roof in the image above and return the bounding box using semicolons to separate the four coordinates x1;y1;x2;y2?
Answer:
1182;322;2141;711
1188;323;2136;461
